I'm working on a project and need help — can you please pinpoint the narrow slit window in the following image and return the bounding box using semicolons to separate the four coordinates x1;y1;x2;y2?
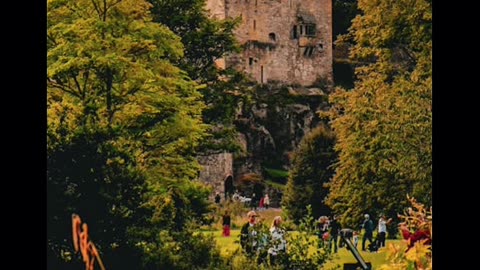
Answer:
253;20;256;30
261;65;264;84
292;25;298;39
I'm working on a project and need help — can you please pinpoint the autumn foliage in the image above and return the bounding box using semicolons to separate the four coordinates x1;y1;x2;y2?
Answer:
379;196;432;270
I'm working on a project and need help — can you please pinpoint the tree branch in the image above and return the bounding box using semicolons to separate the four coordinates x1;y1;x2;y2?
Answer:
48;79;82;98
90;0;102;19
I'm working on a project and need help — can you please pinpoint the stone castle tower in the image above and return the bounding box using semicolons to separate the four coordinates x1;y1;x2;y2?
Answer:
207;0;333;87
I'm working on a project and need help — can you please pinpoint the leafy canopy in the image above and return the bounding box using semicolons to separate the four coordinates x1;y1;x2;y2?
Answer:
283;125;337;223
47;0;213;268
326;0;432;227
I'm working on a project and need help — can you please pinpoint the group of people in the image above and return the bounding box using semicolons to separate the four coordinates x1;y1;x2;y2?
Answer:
316;215;341;253
240;211;287;265
226;207;431;264
315;213;394;253
246;193;270;210
359;213;392;252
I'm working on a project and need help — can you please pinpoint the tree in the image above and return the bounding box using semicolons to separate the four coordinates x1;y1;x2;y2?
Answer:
148;0;239;82
47;0;209;187
148;0;255;153
283;125;337;223
47;130;150;269
326;0;432;228
333;0;358;38
47;0;211;268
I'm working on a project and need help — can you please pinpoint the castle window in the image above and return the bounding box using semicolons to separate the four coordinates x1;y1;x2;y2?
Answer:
269;33;276;42
249;57;253;66
255;0;257;6
261;65;264;84
292;25;298;39
253;20;256;30
303;46;315;57
305;24;316;37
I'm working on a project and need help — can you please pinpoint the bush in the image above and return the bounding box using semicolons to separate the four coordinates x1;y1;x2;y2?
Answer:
226;205;333;270
283;125;336;223
378;196;432;270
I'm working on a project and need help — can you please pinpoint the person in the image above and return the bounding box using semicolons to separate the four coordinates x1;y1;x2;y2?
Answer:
362;214;374;251
214;192;221;204
259;196;265;209
353;230;360;248
329;215;341;253
377;214;393;248
250;193;257;210
399;222;431;251
264;194;270;209
317;216;330;248
240;210;259;256
232;190;240;201
222;210;231;237
268;216;287;266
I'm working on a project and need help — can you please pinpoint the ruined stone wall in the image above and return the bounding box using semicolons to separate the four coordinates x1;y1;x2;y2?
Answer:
197;152;233;194
206;0;226;19
220;0;332;87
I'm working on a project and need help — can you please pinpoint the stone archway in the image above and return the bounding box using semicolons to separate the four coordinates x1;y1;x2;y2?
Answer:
224;175;234;200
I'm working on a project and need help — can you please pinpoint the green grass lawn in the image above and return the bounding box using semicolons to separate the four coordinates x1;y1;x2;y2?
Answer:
203;229;405;269
323;240;405;270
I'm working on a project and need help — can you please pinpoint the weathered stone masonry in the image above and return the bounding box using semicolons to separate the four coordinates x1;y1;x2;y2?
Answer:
197;152;234;198
199;0;333;196
210;0;333;87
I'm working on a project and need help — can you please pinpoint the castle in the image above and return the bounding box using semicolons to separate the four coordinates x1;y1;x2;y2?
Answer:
200;0;333;199
206;0;333;87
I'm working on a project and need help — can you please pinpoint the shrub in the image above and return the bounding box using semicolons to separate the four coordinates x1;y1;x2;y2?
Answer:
378;196;432;270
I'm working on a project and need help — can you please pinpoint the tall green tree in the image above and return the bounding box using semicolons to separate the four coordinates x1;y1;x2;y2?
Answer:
148;0;254;153
47;0;212;268
283;125;337;223
326;0;432;228
148;0;239;82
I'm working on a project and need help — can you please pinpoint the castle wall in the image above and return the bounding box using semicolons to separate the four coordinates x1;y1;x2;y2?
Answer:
221;0;332;87
197;152;233;195
206;0;226;19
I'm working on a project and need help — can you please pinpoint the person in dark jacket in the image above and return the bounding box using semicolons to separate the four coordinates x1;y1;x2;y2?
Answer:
214;193;221;204
240;210;259;256
329;215;341;253
362;214;374;251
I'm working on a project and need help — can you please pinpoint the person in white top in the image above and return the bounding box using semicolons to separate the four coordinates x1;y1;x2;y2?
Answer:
268;216;287;265
377;214;393;248
263;194;270;209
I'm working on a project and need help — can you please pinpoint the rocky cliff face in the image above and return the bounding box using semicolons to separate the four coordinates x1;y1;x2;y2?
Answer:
234;84;330;179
